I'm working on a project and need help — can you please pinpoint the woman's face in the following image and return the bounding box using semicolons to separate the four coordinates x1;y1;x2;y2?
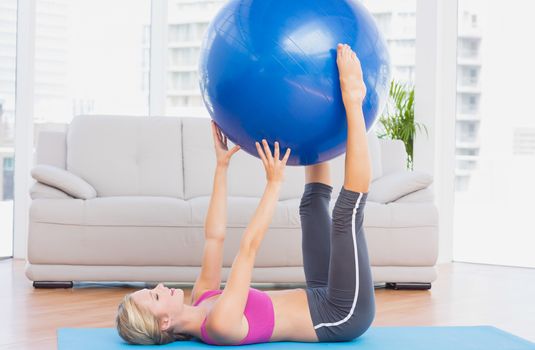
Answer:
132;283;185;323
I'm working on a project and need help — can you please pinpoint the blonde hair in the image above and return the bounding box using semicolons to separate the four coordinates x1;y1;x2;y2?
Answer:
116;293;193;345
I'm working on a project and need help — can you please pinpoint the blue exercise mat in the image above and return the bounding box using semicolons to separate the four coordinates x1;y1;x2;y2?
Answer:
58;326;535;349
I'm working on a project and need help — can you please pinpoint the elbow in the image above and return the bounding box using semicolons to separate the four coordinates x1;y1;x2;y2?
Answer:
239;238;259;257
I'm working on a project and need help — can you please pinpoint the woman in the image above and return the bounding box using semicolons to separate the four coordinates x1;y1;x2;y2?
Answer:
116;43;375;345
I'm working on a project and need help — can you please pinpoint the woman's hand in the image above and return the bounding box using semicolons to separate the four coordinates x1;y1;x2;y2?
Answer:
211;120;240;167
255;139;291;183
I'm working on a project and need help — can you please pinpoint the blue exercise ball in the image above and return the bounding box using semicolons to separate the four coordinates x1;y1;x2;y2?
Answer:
199;0;391;165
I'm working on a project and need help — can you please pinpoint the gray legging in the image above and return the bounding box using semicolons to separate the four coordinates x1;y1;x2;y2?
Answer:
300;182;375;342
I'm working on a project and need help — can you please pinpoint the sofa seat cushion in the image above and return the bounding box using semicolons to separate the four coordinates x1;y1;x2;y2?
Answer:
284;197;438;229
31;196;436;230
189;196;299;228
31;197;191;226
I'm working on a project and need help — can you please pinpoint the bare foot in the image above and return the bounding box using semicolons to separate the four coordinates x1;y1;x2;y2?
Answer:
336;43;366;106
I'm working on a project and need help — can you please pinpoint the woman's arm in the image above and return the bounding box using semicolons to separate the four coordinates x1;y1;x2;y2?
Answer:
240;181;282;250
191;121;240;304
204;121;240;241
205;141;290;343
204;164;229;241
241;140;290;250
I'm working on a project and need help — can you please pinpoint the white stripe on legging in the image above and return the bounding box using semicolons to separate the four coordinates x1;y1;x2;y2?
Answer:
314;192;363;330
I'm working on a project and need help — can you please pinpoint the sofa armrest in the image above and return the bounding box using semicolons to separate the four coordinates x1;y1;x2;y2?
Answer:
368;170;433;204
30;164;97;200
379;138;407;175
35;129;68;169
30;181;74;200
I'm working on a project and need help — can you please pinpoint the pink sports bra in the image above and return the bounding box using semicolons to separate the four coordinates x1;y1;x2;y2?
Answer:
193;287;275;345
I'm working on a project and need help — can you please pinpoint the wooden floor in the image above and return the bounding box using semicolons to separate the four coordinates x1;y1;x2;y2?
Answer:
1;259;534;349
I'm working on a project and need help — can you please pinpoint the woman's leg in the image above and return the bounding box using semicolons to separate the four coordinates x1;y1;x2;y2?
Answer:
311;44;375;341
299;163;333;289
313;188;374;340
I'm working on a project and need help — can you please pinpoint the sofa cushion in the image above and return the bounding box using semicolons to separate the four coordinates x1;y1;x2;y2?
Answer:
395;187;434;203
368;170;433;204
31;164;97;199
31;196;191;226
67;115;184;198
30;181;74;199
285;196;438;229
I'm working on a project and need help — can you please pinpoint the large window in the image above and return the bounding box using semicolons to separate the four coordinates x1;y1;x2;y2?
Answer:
453;0;535;268
34;0;151;131
0;0;17;257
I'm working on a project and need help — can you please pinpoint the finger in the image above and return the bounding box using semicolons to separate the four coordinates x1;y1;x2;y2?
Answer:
262;139;273;162
274;141;280;160
213;121;224;140
216;126;223;143
211;120;217;137
229;145;240;156
282;147;291;165
211;122;222;144
255;142;268;166
213;122;223;143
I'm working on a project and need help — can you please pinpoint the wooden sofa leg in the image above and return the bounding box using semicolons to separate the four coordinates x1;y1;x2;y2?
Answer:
385;282;432;290
33;281;74;289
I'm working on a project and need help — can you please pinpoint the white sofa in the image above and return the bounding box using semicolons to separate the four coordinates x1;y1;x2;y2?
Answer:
26;115;438;290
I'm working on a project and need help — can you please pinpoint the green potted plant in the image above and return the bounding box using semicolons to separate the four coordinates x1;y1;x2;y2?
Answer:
376;80;427;170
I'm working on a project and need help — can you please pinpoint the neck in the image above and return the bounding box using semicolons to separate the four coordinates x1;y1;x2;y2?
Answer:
170;304;208;339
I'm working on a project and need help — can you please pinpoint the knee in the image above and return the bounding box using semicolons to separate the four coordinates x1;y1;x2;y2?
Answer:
345;317;374;342
353;304;375;339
